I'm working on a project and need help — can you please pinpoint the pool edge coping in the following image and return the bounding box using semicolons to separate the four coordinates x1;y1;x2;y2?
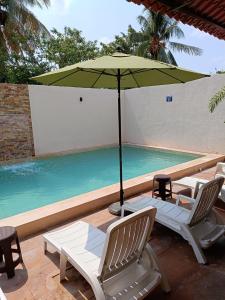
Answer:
0;150;224;239
0;143;205;166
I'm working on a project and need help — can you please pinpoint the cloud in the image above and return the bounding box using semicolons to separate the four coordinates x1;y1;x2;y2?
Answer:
50;0;73;15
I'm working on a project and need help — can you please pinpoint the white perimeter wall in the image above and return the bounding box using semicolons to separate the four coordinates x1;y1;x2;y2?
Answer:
29;85;125;155
29;74;225;155
124;74;225;153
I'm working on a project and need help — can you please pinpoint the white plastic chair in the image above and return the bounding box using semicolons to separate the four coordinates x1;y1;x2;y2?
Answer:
122;177;225;264
0;289;6;300
43;207;170;299
173;162;225;201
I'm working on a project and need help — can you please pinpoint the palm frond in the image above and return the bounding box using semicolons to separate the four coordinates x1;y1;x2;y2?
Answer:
136;40;149;57
209;85;225;112
8;1;49;34
15;0;50;9
167;50;177;66
157;47;170;64
137;15;149;31
169;41;202;56
164;24;185;39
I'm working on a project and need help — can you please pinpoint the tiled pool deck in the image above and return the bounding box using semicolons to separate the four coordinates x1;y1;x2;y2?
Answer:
1;166;225;299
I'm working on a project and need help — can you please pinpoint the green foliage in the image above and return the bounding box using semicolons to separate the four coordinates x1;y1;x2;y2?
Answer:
0;31;51;83
209;85;225;113
0;0;50;54
100;25;141;55
0;8;204;83
0;0;51;83
135;9;203;64
44;27;99;68
100;9;202;65
0;27;101;83
216;70;225;74
0;46;8;82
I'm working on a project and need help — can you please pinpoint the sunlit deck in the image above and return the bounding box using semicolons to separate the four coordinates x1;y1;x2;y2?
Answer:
1;166;225;300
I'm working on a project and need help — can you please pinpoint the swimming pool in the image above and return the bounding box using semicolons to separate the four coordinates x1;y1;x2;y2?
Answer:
0;146;201;219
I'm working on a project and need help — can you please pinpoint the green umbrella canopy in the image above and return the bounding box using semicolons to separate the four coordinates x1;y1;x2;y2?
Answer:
32;52;208;88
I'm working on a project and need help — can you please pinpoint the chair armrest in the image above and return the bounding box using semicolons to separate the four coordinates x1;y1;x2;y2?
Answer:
215;162;225;179
193;181;205;198
176;194;195;206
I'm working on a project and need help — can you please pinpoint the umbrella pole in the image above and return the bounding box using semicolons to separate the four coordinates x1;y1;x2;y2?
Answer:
108;69;124;216
117;69;124;206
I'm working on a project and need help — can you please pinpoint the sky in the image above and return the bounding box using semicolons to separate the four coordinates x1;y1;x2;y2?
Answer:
31;0;225;74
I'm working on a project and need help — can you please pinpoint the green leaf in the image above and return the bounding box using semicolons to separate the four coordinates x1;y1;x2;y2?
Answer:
209;85;225;112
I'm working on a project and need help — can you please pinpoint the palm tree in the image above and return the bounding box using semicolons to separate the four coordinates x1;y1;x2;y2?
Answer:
136;9;202;65
209;84;225;113
0;0;50;54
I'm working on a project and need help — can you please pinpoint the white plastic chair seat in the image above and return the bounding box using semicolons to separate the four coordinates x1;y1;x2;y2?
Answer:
44;208;170;299
174;177;225;202
43;221;105;261
124;197;190;232
102;261;161;300
174;177;208;188
174;163;225;195
63;244;161;300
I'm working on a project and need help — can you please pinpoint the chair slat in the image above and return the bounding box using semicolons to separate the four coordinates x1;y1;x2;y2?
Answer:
98;207;156;281
189;177;224;226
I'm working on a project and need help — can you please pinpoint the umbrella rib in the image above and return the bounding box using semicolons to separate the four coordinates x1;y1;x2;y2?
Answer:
128;69;140;88
121;69;129;76
122;69;146;76
124;67;177;76
91;69;105;88
48;69;81;86
80;68;117;77
155;69;185;83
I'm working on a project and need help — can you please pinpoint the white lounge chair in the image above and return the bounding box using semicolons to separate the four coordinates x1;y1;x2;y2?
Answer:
43;207;170;299
173;162;225;201
0;289;6;300
122;177;225;264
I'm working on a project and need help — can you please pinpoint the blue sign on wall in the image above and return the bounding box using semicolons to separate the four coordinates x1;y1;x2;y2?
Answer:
166;96;173;102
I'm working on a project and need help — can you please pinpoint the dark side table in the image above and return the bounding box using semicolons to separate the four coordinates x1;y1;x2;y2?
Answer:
153;174;172;200
0;226;23;279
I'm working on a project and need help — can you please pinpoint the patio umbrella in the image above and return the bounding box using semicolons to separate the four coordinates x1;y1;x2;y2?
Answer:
32;52;208;214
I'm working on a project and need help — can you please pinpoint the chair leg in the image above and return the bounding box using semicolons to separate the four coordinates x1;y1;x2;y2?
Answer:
181;225;207;264
44;241;47;254
3;243;15;279
0;247;3;263
60;252;68;282
170;181;172;199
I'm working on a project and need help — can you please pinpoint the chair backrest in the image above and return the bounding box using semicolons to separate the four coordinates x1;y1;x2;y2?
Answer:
98;207;156;281
188;177;224;226
215;162;225;179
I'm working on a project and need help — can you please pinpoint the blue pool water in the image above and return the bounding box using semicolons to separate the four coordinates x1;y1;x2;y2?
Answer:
0;146;201;219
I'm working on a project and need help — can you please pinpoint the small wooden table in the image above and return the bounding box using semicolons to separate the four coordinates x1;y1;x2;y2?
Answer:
0;226;23;279
152;174;172;200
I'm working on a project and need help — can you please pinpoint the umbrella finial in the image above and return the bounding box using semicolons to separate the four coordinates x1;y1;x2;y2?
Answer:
113;47;130;57
116;46;123;53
